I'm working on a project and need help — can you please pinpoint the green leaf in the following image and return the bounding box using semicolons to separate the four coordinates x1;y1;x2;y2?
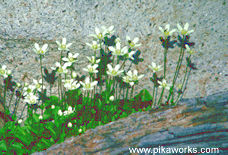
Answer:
0;140;7;151
11;142;23;151
46;125;57;138
134;89;152;102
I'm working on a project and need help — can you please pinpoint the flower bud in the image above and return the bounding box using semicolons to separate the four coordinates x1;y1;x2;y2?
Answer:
51;105;55;109
18;119;22;124
39;115;43;120
68;122;72;128
109;96;114;101
58;110;63;116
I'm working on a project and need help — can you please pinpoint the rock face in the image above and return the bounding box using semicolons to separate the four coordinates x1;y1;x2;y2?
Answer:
0;0;227;99
33;91;228;154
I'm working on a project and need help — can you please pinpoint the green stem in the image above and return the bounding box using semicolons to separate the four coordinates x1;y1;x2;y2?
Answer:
40;55;44;115
3;77;9;109
154;87;158;108
164;40;168;79
175;68;192;105
3;77;9;126
166;36;185;103
157;88;165;106
152;85;155;108
125;87;129;102
8;88;15;110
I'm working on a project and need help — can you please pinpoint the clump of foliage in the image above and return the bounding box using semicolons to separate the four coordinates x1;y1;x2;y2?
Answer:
0;23;197;154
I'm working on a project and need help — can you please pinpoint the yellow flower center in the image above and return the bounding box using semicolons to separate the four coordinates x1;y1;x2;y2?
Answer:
164;30;170;37
92;44;98;50
97;33;103;39
129;42;135;48
61;44;66;49
85;83;91;89
88;68;94;73
36;84;41;89
27;88;32;93
69;57;74;62
111;70;117;76
39;50;44;54
0;69;5;75
181;29;188;35
132;75;138;81
58;67;63;73
116;50;121;55
31;98;36;104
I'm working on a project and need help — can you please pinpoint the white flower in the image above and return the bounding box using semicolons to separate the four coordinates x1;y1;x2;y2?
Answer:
18;119;22;124
67;106;74;115
123;75;135;87
51;105;55;109
24;93;38;105
158;79;171;90
115;37;121;44
186;45;196;55
107;64;124;77
0;65;11;78
86;41;101;51
62;53;79;67
108;42;128;56
67;122;73;128
125;50;136;60
83;64;99;74
109;96;114;101
78;128;82;133
126;36;142;48
101;25;115;37
63;111;68;116
86;56;100;64
127;70;144;82
51;62;68;74
89;27;106;40
16;83;21;88
58;110;63;116
158;24;176;38
177;23;194;35
56;38;72;51
33;79;45;92
33;43;48;55
148;62;162;73
39;115;43;120
63;79;80;90
72;71;77;78
23;85;36;96
80;77;98;91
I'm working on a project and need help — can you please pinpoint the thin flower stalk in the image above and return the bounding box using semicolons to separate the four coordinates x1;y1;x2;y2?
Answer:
173;65;189;104
166;37;184;103
39;55;44;114
175;68;192;104
163;39;168;78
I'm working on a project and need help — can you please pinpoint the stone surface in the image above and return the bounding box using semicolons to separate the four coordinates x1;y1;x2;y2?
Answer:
0;0;227;99
0;0;227;152
32;91;228;154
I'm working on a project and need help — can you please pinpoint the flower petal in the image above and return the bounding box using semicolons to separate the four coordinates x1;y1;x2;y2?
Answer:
177;24;182;31
108;46;115;52
184;23;189;30
42;44;48;51
34;43;40;50
165;24;170;31
133;37;139;44
62;38;66;45
95;27;100;35
107;64;112;71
